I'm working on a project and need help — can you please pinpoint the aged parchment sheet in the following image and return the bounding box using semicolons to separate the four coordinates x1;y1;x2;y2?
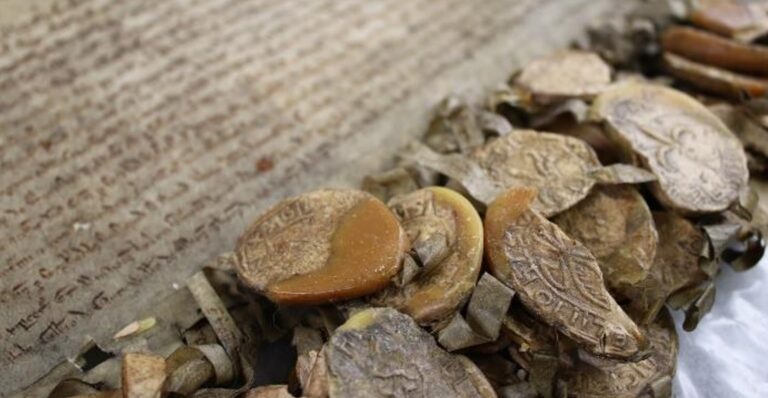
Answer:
0;0;631;394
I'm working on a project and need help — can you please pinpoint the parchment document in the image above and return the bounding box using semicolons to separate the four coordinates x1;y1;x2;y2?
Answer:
0;0;631;394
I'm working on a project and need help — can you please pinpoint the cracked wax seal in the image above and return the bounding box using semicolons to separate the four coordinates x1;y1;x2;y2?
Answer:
515;50;612;104
373;187;484;325
235;189;408;305
554;185;658;289
564;309;678;398
327;308;496;398
591;82;748;214
484;187;645;359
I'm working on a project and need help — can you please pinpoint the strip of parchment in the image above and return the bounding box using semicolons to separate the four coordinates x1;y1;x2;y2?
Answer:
0;0;636;394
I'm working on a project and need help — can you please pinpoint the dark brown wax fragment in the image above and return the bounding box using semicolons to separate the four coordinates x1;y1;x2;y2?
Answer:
663;52;768;99
563;309;678;398
235;189;407;305
373;187;483;325
484;188;645;360
619;212;709;325
591;83;749;213
554;185;658;289
326;308;496;398
662;26;768;76
515;50;612;105
690;0;768;42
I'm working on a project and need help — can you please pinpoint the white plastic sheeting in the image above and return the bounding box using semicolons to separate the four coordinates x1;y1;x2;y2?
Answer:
673;258;768;397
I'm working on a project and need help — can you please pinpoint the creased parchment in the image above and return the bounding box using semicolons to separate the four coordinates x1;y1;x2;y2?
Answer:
0;0;634;395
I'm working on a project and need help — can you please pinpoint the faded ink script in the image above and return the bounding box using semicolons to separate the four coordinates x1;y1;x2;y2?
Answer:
0;0;626;394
